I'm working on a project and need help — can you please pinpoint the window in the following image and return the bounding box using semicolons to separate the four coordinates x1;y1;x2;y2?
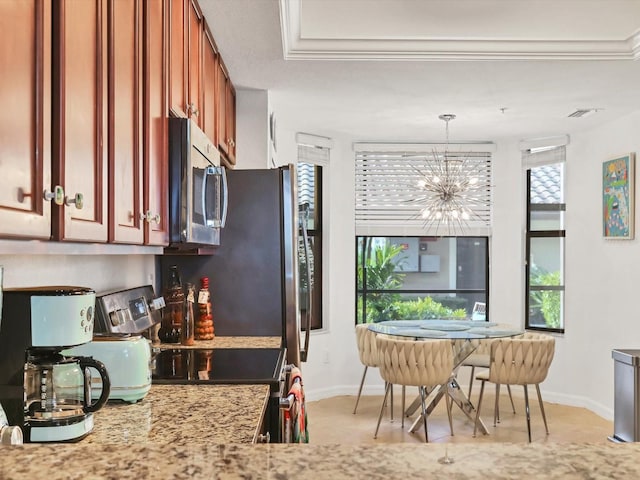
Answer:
524;147;566;333
356;236;489;323
354;145;493;324
297;136;329;330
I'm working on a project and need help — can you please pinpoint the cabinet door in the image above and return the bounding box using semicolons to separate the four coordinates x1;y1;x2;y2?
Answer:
168;0;187;117
225;80;236;165
187;0;203;125
143;0;169;246
0;1;52;239
52;0;109;242
216;59;228;157
202;28;218;145
107;0;143;244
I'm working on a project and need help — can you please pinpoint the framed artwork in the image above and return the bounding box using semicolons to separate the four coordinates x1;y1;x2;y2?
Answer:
603;153;635;239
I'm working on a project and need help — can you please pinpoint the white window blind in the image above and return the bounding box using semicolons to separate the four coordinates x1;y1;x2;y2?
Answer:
355;149;492;236
522;145;566;168
297;144;329;208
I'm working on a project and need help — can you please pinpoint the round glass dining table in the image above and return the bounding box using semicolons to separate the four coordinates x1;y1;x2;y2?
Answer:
367;319;524;436
367;319;522;340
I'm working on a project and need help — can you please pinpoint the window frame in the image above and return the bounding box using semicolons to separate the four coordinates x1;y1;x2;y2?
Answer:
298;162;323;331
297;137;330;332
524;168;566;333
355;235;490;324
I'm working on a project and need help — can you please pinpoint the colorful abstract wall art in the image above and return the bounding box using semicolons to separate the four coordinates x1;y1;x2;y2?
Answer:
603;153;635;239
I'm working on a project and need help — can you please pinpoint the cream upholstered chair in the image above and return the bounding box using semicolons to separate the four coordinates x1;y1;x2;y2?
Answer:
461;339;516;419
374;335;453;443
473;332;555;442
353;324;380;414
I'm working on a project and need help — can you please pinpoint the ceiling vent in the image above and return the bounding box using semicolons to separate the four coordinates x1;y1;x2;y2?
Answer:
567;108;600;118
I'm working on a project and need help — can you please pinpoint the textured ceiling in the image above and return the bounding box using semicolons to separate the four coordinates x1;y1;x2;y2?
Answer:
201;0;640;143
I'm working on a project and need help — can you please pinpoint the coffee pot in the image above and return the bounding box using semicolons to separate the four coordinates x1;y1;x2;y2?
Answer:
24;352;110;425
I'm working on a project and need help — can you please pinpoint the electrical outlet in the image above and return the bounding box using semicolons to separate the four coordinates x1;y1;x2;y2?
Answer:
322;349;330;364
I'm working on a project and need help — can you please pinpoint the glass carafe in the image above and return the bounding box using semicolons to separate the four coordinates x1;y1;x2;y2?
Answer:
23;352;110;423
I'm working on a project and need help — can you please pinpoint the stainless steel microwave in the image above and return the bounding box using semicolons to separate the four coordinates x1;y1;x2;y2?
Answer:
168;118;228;247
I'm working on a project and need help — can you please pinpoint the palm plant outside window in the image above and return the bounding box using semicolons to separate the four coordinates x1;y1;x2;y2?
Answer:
356;236;488;324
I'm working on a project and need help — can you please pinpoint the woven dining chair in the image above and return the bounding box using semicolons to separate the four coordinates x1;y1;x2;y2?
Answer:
354;325;405;421
374;335;454;443
473;332;555;442
461;338;516;420
353;324;380;414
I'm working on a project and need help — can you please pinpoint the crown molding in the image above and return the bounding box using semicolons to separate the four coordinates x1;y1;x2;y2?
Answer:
631;29;640;60
280;0;640;61
353;142;497;153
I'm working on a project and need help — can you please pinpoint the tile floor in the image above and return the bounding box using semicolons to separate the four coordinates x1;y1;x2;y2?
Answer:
306;386;613;445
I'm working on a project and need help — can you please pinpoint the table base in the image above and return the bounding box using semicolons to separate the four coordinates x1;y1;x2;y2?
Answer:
407;377;489;436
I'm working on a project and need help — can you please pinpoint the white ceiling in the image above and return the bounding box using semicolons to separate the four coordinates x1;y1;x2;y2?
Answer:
201;0;640;143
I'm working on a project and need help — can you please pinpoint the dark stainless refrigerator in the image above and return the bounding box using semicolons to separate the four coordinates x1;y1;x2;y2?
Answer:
159;165;311;367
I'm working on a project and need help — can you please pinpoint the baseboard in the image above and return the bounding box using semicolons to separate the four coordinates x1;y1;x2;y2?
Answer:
305;384;614;422
540;390;613;421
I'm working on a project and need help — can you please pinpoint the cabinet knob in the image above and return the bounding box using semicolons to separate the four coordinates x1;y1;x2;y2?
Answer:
42;186;65;206
188;103;199;117
141;211;161;224
65;192;84;210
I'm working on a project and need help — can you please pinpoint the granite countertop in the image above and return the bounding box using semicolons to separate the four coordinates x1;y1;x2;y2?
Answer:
87;384;269;445
12;336;640;477
154;336;281;349
3;442;640;479
79;336;277;446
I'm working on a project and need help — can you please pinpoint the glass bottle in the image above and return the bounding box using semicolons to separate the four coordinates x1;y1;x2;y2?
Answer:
159;265;183;343
195;276;214;340
182;283;195;346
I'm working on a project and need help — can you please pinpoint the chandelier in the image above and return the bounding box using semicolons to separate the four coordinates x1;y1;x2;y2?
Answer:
409;114;487;233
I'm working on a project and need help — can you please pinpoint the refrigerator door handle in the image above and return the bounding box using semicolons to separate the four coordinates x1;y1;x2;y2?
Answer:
300;216;312;362
220;166;229;228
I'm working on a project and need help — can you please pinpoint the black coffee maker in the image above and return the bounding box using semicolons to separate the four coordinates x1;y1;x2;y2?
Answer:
0;286;111;442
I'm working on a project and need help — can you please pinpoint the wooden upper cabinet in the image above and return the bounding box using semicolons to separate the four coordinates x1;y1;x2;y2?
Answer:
52;0;109;242
225;79;236;165
187;0;203;126
0;1;52;239
216;58;228;156
168;0;187;118
108;0;144;244
217;57;236;166
202;27;218;145
168;0;203;123
143;0;169;246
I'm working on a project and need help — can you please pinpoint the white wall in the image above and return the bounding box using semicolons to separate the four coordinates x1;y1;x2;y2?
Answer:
236;88;271;169
0;254;155;292
553;110;640;417
276;105;640;421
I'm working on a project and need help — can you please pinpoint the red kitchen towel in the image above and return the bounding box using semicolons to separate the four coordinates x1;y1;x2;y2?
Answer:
288;382;309;443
